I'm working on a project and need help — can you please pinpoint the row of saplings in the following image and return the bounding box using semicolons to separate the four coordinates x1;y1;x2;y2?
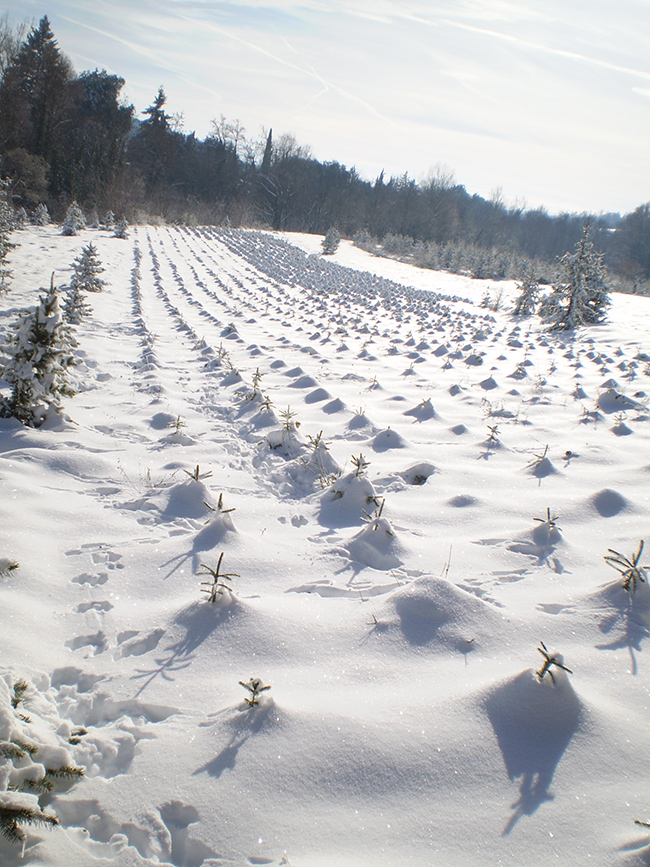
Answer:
0;244;105;427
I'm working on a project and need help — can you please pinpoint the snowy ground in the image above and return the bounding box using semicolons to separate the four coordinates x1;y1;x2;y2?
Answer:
1;224;649;867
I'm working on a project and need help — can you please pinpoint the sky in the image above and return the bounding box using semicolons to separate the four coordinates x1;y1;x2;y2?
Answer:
2;0;649;215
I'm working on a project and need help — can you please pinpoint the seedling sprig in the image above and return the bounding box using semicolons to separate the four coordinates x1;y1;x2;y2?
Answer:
604;541;647;593
198;552;239;602
535;641;572;685
239;677;271;707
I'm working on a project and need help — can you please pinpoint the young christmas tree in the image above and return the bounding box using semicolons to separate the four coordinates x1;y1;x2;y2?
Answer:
113;218;129;239
69;243;106;293
321;227;341;255
0;276;77;426
61;201;86;236
541;225;611;330
0;187;15;297
32;203;51;226
512;263;541;316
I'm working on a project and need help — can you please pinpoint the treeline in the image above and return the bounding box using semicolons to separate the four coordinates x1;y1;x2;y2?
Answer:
0;15;648;288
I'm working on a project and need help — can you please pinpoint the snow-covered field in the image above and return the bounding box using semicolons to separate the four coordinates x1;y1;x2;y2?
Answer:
1;224;649;867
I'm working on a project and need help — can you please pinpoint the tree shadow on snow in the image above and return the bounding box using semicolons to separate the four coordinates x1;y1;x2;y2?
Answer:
483;670;582;835
131;600;236;697
193;702;274;778
595;583;649;676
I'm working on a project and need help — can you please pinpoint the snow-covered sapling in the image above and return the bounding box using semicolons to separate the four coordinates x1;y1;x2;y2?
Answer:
70;243;106;293
361;497;391;533
239;677;271;707
61;201;86;236
604;541;647;593
534;507;561;531
198;552;238;603
32;203;51;226
280;406;298;431
321;227;341;255
184;464;213;482
11;680;28;709
486;424;500;444
0;277;77;426
351;453;369;478
535;641;572;685
113;218;129;239
541;224;611;330
0;558;19;578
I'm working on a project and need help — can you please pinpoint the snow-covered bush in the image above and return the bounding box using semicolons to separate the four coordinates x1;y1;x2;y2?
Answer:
70;243;106;293
321;227;341;255
113;218;129;239
541;225;611;330
0;181;15;296
61;201;86;236
32;203;51;226
104;210;115;229
0;278;77;426
512;265;541;316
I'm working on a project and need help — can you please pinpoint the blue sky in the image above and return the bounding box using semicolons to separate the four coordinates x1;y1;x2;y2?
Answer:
2;0;649;215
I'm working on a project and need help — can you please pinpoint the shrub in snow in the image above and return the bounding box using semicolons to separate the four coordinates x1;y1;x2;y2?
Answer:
352;228;376;253
0;181;15;296
199;552;238;603
69;243;106;293
535;641;572;685
61;200;86;236
14;207;27;229
239;677;271;708
0;277;77;426
0;559;19;578
604;541;647;593
541;225;610;330
31;203;51;226
512;265;541;316
321;227;341;255
104;210;115;229
113;218;129;239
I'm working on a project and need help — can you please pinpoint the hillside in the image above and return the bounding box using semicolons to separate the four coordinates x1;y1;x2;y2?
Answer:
1;225;649;866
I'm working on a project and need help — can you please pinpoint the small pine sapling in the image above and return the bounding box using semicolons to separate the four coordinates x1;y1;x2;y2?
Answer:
604;541;647;593
535;641;572;685
0;558;19;577
321;227;341;255
184;464;213;482
0;276;77;426
198;552;239;603
351;454;369;478
113;218;129;239
534;507;561;531
70;243;106;293
486;424;500;444
361;497;391;533
61;201;86;236
11;680;29;709
239;677;271;707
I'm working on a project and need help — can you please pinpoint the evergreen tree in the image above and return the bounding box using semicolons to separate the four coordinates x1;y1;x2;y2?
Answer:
61;200;85;235
113;218;129;239
70;243;105;293
541;224;611;330
512;264;541;316
0;277;77;426
32;202;51;225
321;226;341;255
0;180;15;296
